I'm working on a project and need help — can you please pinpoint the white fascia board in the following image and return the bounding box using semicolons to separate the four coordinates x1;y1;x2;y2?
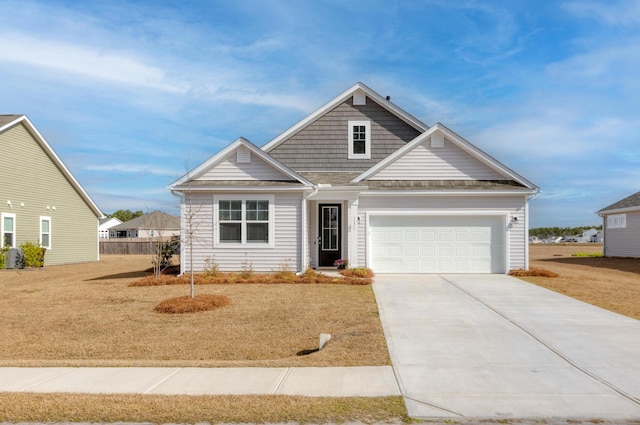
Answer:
359;189;538;196
169;137;313;189
7;115;104;219
170;185;313;192
597;206;640;215
261;82;429;152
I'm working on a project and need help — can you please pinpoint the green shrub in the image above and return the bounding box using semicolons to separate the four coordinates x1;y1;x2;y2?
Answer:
0;244;9;269
20;241;45;268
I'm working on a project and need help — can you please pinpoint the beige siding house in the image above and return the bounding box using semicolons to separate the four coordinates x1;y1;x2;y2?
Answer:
169;83;539;274
597;191;640;258
0;115;103;266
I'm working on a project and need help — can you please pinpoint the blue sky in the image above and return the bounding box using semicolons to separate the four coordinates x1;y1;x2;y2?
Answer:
1;0;639;227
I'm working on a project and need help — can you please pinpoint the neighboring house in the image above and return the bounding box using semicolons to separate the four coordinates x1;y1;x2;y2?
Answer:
0;115;103;265
597;191;640;258
109;211;180;239
169;83;539;274
578;228;601;243
99;217;122;239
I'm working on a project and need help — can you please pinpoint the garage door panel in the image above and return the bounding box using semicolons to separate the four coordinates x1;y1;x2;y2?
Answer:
369;215;505;274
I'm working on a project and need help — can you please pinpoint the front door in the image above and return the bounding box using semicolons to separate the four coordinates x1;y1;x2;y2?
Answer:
318;204;341;267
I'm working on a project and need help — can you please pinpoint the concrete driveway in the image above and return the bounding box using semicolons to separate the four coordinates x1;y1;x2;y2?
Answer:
373;274;640;419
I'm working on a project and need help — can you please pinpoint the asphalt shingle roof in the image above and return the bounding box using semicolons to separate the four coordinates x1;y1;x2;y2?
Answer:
111;211;180;231
598;191;640;213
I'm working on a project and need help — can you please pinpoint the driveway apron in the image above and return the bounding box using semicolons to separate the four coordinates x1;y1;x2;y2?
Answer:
373;274;640;419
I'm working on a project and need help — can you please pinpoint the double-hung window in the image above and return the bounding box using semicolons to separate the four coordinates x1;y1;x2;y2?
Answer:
40;216;51;249
215;195;274;246
1;213;16;248
348;120;371;159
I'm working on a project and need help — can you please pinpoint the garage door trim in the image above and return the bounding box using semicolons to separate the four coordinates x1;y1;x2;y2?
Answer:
365;211;510;273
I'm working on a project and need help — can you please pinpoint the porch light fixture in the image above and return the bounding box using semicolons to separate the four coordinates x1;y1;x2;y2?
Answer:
6;200;11;207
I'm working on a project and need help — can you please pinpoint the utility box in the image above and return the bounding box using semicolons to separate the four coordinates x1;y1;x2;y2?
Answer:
6;248;20;269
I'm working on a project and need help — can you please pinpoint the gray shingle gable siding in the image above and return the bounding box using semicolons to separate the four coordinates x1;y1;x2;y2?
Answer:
268;97;422;172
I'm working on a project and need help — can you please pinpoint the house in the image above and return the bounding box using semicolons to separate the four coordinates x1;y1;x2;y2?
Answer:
578;228;601;243
597;191;640;258
169;83;539;274
99;217;122;239
109;211;180;239
0;115;103;266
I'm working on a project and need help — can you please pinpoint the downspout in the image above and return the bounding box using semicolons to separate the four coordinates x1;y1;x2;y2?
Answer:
525;191;540;271
298;186;318;275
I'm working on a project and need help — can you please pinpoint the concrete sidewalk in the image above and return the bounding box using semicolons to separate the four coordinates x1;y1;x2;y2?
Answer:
0;366;400;397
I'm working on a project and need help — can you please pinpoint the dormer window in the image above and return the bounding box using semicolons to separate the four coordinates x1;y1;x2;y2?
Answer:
348;120;371;159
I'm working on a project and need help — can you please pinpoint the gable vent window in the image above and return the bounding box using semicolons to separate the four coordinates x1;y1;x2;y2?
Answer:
237;147;251;163
348;120;371;159
431;131;445;148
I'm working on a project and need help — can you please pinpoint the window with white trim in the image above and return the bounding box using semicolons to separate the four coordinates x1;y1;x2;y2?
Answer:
607;213;627;229
1;213;16;248
348;120;371;159
215;195;274;246
40;216;51;249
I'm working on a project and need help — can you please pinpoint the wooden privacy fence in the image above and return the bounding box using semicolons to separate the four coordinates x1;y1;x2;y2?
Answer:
100;238;179;255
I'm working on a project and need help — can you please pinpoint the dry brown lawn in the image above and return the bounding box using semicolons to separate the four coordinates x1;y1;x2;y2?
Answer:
0;393;406;424
522;244;640;320
0;255;389;367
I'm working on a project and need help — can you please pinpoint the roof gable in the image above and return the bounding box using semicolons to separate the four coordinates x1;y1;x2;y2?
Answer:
353;123;538;190
169;137;312;189
598;191;640;214
266;94;422;172
0;115;103;218
262;82;428;153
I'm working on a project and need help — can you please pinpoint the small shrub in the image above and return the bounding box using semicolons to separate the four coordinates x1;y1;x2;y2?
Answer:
202;256;220;279
240;257;254;279
20;241;45;268
273;259;296;281
509;268;559;278
0;244;9;269
340;267;374;279
155;294;230;314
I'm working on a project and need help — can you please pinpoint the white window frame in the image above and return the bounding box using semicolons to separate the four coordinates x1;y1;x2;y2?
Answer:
348;120;371;159
213;194;275;248
607;213;627;229
1;212;16;248
40;216;52;249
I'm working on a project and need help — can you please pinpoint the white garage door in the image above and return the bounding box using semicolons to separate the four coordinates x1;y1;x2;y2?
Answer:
369;215;506;274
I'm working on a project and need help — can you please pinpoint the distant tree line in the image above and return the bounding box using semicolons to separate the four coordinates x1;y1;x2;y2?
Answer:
106;209;144;222
529;225;602;238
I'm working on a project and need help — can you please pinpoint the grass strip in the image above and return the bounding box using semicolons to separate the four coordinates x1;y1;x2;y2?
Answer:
0;393;406;424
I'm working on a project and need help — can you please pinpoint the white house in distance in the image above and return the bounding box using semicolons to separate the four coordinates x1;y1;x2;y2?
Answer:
169;83;539;275
109;211;180;239
98;217;122;239
597;190;640;258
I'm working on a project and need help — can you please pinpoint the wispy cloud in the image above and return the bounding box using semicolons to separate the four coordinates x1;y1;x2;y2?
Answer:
85;164;181;177
563;0;640;26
